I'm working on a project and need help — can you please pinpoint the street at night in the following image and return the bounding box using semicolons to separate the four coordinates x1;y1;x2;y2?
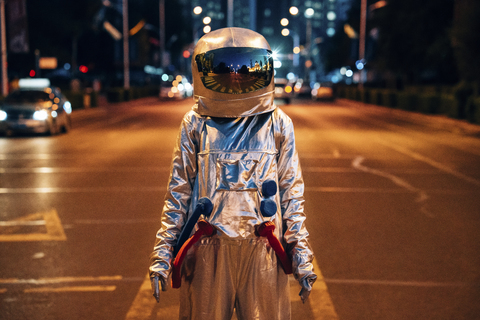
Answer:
1;97;479;319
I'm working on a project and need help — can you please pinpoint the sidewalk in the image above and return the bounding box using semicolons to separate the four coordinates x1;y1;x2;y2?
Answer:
337;98;480;137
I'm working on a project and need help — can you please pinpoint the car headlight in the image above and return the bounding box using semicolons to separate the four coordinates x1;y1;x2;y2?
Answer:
33;109;49;121
0;110;6;121
63;101;72;114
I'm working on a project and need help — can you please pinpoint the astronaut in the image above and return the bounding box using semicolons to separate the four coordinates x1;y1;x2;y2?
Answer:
149;27;316;320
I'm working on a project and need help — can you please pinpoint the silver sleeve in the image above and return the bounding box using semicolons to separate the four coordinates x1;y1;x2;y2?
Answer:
149;111;199;279
276;110;317;286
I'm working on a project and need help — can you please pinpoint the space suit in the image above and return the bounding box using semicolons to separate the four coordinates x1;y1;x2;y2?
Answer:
149;27;316;320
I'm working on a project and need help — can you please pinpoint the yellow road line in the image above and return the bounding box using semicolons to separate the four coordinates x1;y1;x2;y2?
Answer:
24;286;116;293
0;209;66;242
308;259;339;319
125;274;156;320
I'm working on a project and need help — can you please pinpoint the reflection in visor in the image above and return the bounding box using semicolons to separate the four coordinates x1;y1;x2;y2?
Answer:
195;48;274;94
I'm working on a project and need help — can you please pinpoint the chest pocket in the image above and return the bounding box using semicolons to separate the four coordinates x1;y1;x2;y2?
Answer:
216;159;258;191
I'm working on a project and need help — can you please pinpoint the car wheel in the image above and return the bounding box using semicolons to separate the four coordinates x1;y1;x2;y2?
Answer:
47;119;58;136
61;116;71;133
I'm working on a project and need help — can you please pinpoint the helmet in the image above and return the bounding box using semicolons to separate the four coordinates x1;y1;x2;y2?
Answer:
192;27;276;118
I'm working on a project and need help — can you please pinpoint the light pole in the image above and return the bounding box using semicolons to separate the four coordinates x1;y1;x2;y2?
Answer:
0;0;7;95
280;17;299;69
122;0;130;90
359;0;367;89
227;0;233;27
304;8;314;83
159;0;165;71
281;28;300;68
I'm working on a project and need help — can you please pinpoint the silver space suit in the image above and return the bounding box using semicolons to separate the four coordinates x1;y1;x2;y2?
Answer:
150;27;316;320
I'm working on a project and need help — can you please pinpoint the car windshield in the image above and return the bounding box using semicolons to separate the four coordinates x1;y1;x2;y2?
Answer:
4;90;51;103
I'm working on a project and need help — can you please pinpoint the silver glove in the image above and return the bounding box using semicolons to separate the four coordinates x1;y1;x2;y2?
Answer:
150;274;167;303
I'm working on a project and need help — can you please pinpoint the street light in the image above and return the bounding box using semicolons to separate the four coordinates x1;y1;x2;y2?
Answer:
193;6;202;15
280;18;289;27
289;6;299;16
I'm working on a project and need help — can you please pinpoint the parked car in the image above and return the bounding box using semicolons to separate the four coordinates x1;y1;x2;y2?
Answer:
0;78;72;136
274;78;294;104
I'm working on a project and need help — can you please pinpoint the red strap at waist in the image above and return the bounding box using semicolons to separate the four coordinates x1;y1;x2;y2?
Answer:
256;221;293;274
171;220;216;289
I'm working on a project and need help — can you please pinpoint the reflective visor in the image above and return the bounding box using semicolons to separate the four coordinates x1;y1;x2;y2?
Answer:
194;47;274;94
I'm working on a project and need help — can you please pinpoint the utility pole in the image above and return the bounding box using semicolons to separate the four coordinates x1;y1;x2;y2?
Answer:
159;0;165;70
227;0;233;27
359;0;367;89
249;0;256;31
1;0;8;95
123;0;130;90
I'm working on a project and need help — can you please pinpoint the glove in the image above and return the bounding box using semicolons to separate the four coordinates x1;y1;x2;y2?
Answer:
150;274;167;303
299;273;317;303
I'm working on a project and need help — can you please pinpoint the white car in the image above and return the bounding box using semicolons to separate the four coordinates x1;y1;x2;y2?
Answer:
0;78;72;136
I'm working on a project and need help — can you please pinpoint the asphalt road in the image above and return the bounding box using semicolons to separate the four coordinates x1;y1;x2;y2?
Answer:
0;96;479;320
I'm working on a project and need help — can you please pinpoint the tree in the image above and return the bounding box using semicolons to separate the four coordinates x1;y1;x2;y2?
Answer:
451;0;480;82
370;0;457;85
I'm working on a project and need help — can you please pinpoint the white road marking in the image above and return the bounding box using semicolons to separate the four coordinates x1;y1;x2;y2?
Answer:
24;286;116;293
0;186;164;194
0;220;46;226
0;275;122;285
352;156;432;217
376;139;480;186
0;275;124;295
307;187;478;194
324;278;474;287
74;218;160;225
32;252;45;259
0;166;170;173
